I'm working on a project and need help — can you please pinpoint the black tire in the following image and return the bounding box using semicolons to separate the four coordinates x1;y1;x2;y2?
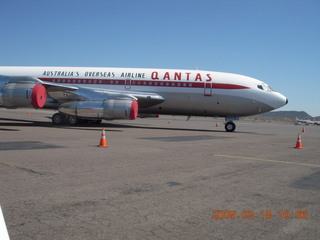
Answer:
90;119;102;125
67;116;78;125
225;121;236;132
52;113;65;125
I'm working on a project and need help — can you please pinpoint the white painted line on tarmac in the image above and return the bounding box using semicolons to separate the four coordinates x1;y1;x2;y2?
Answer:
215;154;320;168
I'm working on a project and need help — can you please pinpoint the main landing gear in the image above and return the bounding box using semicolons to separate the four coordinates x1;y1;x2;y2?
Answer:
52;113;66;125
51;113;102;126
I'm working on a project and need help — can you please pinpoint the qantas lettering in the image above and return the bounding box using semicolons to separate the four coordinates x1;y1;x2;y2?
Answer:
151;71;212;81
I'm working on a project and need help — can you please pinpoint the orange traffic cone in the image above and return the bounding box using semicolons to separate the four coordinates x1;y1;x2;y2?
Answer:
294;133;303;149
302;127;306;133
98;128;108;148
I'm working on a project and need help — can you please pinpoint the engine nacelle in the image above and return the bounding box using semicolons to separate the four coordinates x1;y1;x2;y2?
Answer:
59;99;138;120
0;82;47;108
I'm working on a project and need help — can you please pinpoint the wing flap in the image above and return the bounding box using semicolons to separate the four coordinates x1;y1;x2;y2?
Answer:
94;89;164;108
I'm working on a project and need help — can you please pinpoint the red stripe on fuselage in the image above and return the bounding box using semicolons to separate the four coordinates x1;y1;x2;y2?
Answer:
39;78;249;90
212;83;249;89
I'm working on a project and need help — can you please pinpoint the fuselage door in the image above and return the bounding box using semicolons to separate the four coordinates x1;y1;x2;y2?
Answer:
204;82;212;96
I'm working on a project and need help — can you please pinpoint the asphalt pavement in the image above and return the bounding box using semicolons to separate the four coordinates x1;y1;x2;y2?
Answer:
0;109;319;240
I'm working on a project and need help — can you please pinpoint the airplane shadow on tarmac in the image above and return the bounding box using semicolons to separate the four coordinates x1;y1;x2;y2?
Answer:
0;117;120;132
0;117;259;134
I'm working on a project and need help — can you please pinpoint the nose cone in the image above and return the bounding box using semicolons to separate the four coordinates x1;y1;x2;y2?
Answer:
270;92;288;110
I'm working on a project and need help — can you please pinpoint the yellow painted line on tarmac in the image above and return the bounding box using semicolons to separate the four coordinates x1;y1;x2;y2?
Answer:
0;160;26;170
215;155;320;168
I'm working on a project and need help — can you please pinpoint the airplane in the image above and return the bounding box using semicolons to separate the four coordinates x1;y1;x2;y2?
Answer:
295;117;320;126
0;66;288;132
295;117;312;125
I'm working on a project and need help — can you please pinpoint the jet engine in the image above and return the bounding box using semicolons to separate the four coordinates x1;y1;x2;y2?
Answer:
0;82;47;108
58;99;138;120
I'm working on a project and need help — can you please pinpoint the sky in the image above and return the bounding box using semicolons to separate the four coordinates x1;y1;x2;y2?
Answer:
0;0;319;116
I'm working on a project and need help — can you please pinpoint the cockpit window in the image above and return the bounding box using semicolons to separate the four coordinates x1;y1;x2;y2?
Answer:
257;83;273;92
257;85;264;90
263;84;272;92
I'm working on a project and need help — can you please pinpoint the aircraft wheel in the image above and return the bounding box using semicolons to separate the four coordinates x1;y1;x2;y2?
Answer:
225;121;236;132
67;115;78;125
52;113;66;125
90;119;102;125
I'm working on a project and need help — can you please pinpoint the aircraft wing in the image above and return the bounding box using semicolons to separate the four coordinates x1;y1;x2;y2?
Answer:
41;81;164;108
0;75;164;108
42;81;79;92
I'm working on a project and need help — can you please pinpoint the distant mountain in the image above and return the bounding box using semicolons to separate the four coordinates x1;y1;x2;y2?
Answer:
260;111;312;119
245;111;313;121
312;116;320;121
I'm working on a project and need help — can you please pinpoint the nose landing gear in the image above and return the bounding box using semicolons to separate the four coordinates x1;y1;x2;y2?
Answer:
224;117;238;132
225;121;236;132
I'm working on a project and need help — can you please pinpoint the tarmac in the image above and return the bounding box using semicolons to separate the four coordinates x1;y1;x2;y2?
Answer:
0;109;319;240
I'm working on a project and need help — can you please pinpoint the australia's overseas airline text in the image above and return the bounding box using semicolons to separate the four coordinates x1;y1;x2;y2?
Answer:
42;70;213;82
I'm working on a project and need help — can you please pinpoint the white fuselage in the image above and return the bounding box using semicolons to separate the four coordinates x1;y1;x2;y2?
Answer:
0;66;287;118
